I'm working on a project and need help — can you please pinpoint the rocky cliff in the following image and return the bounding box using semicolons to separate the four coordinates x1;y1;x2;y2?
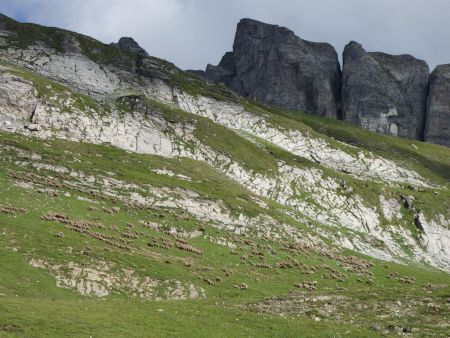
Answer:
341;41;429;140
202;19;449;147
205;18;341;118
425;65;450;147
110;36;149;56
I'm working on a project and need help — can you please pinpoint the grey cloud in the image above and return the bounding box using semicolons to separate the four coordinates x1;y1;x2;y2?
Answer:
1;0;449;70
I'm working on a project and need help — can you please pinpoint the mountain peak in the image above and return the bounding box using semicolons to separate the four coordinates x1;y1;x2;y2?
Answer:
110;37;148;56
205;17;340;118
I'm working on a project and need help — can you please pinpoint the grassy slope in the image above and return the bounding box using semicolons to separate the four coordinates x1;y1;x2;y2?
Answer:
261;104;450;183
4;58;448;228
0;132;449;337
0;14;449;336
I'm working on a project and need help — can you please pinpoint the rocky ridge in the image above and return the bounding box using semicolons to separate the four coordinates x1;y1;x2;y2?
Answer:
203;18;449;147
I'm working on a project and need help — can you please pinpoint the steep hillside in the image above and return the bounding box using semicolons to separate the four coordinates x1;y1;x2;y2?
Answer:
0;14;449;337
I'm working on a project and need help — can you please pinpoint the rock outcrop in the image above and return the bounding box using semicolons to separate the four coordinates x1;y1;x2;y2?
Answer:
110;37;148;56
341;42;429;140
0;72;37;123
204;18;341;118
425;65;450;147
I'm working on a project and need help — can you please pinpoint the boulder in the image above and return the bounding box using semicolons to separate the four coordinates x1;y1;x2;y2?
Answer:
425;65;450;147
205;18;341;118
0;73;37;120
26;123;41;131
342;42;429;140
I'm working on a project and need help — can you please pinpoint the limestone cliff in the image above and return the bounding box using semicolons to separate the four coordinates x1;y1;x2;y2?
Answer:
201;18;450;146
341;41;429;140
425;65;450;147
205;18;341;118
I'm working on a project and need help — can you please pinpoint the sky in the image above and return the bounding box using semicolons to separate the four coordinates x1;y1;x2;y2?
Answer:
1;0;449;70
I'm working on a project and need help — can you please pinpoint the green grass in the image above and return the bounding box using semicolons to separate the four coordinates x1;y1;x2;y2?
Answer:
0;14;68;52
168;70;239;102
0;297;375;338
0;131;449;337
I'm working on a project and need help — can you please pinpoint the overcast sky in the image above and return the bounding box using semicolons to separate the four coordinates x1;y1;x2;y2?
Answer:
1;0;449;70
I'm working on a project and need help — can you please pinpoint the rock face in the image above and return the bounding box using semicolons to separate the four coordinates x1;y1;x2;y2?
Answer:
110;37;148;56
425;65;450;147
0;13;448;146
205;18;341;118
342;42;429;140
0;72;38;130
